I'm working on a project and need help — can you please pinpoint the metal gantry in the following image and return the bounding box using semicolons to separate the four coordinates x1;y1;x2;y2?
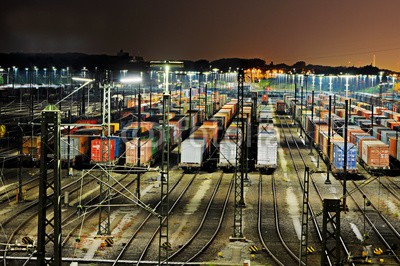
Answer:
159;92;170;265
232;68;245;240
299;166;310;266
98;72;112;236
37;105;61;265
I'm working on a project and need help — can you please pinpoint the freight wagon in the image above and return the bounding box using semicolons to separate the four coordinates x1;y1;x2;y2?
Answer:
125;127;163;166
276;100;286;114
60;135;90;167
259;105;273;124
180;101;238;170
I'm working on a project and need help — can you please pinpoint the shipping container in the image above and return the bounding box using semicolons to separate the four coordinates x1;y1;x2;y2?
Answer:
389;137;398;159
332;142;357;172
256;124;277;169
91;139;115;162
381;130;398;145
218;125;242;168
180;139;207;167
22;136;41;160
60;136;89;160
361;140;389;168
355;135;376;156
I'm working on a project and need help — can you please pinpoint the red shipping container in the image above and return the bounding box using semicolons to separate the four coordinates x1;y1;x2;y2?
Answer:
91;139;115;162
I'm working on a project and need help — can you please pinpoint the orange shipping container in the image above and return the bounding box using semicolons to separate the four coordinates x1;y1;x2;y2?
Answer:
126;138;156;166
22;136;41;159
358;137;377;157
347;129;365;143
389;137;398;159
314;125;328;145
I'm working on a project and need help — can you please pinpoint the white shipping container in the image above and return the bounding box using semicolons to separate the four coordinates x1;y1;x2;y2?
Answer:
180;139;206;166
61;137;79;160
219;139;241;167
257;135;278;168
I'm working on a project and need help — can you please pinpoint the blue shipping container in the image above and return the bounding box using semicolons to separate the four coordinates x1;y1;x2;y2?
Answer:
332;142;357;171
110;136;124;158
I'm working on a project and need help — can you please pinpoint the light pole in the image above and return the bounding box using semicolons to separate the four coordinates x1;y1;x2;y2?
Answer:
121;75;143;199
212;68;219;115
379;71;384;107
391;75;397;113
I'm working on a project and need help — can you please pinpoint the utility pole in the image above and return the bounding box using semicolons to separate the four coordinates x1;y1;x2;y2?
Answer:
325;95;332;184
18;127;24;202
37;105;61;266
137;88;142;200
98;71;112;236
299;167;310;266
151;61;183;265
309;90;315;155
342;99;349;212
231;68;245;241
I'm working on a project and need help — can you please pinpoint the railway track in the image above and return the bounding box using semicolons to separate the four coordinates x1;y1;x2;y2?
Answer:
345;180;400;263
165;172;233;264
278;114;351;265
257;172;300;266
1;167;135;264
110;171;195;264
282;114;400;264
61;169;141;251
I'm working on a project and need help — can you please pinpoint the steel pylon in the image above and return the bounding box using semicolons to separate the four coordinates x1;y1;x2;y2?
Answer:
37;105;62;265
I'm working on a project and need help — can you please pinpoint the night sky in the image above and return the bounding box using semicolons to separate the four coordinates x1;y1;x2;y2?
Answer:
2;0;400;70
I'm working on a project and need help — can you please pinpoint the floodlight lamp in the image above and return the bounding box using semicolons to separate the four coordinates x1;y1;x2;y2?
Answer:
120;76;143;84
72;77;94;83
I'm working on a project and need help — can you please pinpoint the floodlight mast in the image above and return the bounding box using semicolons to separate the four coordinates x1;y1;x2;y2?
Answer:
150;61;183;265
120;75;143;199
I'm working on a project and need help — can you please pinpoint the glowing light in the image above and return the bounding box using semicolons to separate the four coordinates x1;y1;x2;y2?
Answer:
120;76;143;84
72;77;94;82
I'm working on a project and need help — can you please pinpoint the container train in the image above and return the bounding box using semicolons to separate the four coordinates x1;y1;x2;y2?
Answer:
19;90;229;169
288;92;399;174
